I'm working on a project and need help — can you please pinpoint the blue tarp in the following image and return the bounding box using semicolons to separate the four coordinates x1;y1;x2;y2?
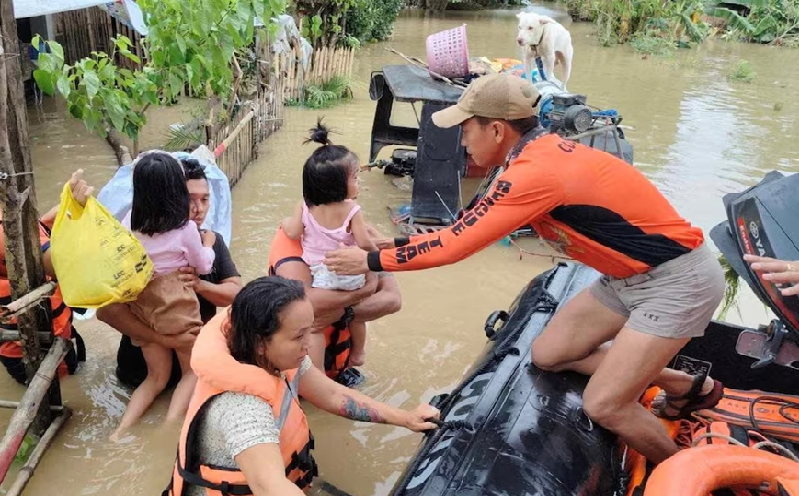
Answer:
96;146;233;247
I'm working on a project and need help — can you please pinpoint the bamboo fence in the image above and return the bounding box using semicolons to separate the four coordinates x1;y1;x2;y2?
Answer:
283;44;356;101
52;7;145;70
204;31;288;186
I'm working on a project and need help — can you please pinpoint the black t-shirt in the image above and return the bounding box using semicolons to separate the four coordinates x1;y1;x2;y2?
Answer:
197;230;240;322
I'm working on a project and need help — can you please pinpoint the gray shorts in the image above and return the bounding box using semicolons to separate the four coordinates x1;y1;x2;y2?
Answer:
589;243;725;339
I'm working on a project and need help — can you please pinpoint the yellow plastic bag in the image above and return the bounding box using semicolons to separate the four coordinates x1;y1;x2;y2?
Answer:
50;181;154;308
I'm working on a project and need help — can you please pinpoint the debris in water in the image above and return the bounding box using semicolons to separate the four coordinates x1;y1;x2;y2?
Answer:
392;176;413;191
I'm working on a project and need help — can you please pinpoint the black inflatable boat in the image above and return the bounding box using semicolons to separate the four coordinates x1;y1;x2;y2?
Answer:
389;172;799;496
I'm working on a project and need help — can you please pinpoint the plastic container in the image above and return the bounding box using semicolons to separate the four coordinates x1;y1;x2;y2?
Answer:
426;24;470;79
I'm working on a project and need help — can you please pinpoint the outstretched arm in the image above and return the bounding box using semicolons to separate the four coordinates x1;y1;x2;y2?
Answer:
324;162;564;274
298;365;439;432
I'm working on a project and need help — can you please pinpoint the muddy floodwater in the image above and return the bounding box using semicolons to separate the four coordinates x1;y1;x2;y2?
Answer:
3;6;799;496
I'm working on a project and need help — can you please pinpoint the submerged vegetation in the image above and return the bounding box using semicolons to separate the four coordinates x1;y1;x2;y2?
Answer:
562;0;799;49
718;254;743;320
285;76;353;109
564;0;710;47
728;59;757;82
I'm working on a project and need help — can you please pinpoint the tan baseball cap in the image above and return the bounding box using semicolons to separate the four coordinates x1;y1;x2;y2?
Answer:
432;73;540;128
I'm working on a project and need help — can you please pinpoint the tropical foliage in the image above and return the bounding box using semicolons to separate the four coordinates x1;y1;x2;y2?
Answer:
32;0;286;156
707;0;799;46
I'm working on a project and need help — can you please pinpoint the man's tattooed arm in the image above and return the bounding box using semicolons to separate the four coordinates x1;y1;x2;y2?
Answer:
339;395;385;423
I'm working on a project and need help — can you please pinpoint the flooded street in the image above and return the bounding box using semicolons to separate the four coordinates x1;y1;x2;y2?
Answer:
3;6;799;496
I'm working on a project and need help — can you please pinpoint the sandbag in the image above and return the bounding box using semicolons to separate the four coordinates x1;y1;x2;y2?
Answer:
50;181;153;308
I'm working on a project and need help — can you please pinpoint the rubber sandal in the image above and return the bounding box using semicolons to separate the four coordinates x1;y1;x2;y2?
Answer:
335;367;365;389
652;373;725;421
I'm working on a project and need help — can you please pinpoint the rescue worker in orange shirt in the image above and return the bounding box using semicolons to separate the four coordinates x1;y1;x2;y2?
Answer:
323;73;727;464
0;170;90;384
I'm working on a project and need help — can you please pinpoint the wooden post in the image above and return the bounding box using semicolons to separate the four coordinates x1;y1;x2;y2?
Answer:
0;0;61;440
0;338;69;482
5;407;71;496
85;9;95;53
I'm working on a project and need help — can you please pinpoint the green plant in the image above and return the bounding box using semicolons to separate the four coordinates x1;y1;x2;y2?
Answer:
32;0;286;158
630;33;677;55
706;0;799;46
728;59;756;82
302;76;353;108
295;0;358;48
717;253;743;320
32;36;156;153
563;0;709;45
164;124;205;151
344;0;404;43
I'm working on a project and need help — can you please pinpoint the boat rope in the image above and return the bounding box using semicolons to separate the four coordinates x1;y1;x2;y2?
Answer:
749;395;799;433
690;432;799;462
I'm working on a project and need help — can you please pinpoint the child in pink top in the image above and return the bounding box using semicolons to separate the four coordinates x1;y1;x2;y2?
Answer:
111;151;215;441
282;120;377;367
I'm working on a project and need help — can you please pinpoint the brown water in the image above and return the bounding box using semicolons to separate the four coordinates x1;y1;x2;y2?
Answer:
3;7;799;496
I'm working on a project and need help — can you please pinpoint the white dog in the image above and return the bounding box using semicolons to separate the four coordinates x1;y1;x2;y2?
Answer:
516;11;574;89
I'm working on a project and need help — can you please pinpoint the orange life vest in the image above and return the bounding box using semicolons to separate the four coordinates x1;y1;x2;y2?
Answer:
163;311;317;496
323;315;351;380
267;228;352;379
0;280;73;357
623;387;695;496
642;444;799;496
0;222;84;380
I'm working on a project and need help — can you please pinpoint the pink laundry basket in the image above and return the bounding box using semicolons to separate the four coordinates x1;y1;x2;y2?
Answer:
426;24;470;80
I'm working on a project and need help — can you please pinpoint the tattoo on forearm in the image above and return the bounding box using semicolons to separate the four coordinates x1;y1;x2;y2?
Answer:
340;396;384;423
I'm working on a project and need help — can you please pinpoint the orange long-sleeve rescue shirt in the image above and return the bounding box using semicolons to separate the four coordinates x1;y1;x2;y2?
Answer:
367;133;704;279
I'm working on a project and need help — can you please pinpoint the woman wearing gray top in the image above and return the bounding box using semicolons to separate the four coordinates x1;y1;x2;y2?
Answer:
164;276;440;496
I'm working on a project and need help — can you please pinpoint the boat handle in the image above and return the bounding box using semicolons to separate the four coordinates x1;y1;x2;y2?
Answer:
484;310;509;339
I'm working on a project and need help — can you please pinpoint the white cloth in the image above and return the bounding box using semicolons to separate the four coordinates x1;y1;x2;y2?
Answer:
309;263;365;291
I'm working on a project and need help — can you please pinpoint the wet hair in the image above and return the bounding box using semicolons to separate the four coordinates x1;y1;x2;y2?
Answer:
130;152;191;236
181;157;208;182
226;276;306;372
475;115;540;135
302;117;359;207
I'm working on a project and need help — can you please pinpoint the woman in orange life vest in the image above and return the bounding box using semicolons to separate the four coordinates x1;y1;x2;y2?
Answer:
0;170;90;384
268;224;401;383
164;276;438;496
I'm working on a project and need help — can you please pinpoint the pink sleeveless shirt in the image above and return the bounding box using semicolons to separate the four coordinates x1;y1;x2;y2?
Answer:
301;200;361;266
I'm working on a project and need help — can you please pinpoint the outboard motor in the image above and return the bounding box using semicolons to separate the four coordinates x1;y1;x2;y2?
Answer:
533;80;633;164
709;171;799;370
548;93;593;135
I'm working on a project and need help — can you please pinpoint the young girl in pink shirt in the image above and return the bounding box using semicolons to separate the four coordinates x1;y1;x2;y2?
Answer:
282;121;377;367
111;152;215;441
